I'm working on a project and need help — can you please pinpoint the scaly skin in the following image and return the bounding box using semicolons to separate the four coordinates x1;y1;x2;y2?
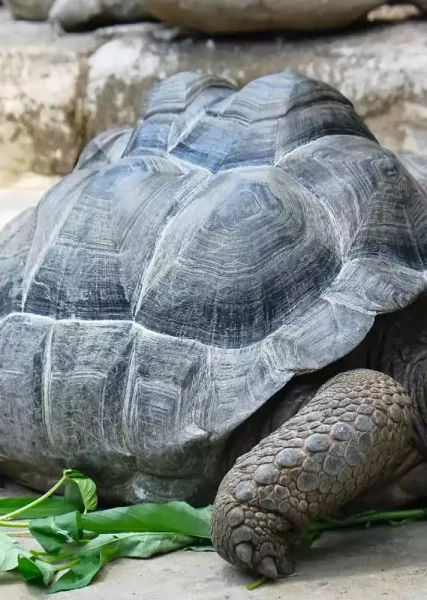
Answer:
211;369;418;578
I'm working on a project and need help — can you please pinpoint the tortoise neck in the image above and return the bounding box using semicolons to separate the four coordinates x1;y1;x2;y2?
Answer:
339;294;427;456
222;374;322;474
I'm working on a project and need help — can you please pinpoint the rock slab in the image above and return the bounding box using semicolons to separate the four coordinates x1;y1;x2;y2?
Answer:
4;0;53;21
0;9;96;179
141;0;427;32
1;8;427;177
4;0;150;27
49;0;151;31
86;20;427;158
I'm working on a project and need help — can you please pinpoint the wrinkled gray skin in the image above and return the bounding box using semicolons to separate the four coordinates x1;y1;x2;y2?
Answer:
1;72;427;580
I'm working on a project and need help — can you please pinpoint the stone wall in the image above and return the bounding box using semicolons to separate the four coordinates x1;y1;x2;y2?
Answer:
1;7;427;179
0;13;95;179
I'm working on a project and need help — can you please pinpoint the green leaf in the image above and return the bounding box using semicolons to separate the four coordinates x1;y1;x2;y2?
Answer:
17;555;55;586
63;470;98;513
49;553;100;593
0;497;77;519
0;533;22;571
49;531;199;593
0;533;56;585
49;546;116;593
63;485;84;513
186;545;215;552
81;531;197;559
81;502;212;538
29;511;81;554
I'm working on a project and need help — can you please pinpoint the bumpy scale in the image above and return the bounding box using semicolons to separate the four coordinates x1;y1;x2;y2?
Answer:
212;370;417;577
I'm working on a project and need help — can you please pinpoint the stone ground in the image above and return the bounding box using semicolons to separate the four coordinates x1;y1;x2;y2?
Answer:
2;178;427;598
2;480;427;600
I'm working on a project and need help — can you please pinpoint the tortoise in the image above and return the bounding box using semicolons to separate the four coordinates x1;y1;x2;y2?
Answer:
1;71;427;580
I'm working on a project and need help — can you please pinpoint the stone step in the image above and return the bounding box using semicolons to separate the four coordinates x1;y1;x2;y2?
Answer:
1;7;427;179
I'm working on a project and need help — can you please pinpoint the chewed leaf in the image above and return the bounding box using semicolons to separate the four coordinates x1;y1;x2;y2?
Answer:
50;531;199;593
49;545;117;593
81;502;212;538
0;533;56;585
0;533;22;571
17;555;55;586
63;470;98;513
81;532;197;559
29;512;81;554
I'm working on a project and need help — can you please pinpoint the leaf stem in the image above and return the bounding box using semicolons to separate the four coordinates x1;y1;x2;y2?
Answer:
0;475;66;523
306;508;427;534
247;577;265;590
35;552;77;565
52;558;81;573
0;520;29;528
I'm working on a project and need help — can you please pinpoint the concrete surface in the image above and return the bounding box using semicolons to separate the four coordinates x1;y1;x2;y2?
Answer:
2;479;427;600
0;174;59;223
2;180;427;598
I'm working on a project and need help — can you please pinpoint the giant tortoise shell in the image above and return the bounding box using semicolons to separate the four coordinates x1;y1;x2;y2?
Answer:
1;71;427;524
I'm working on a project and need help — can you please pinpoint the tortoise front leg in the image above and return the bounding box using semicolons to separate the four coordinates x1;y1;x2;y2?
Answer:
211;369;417;578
